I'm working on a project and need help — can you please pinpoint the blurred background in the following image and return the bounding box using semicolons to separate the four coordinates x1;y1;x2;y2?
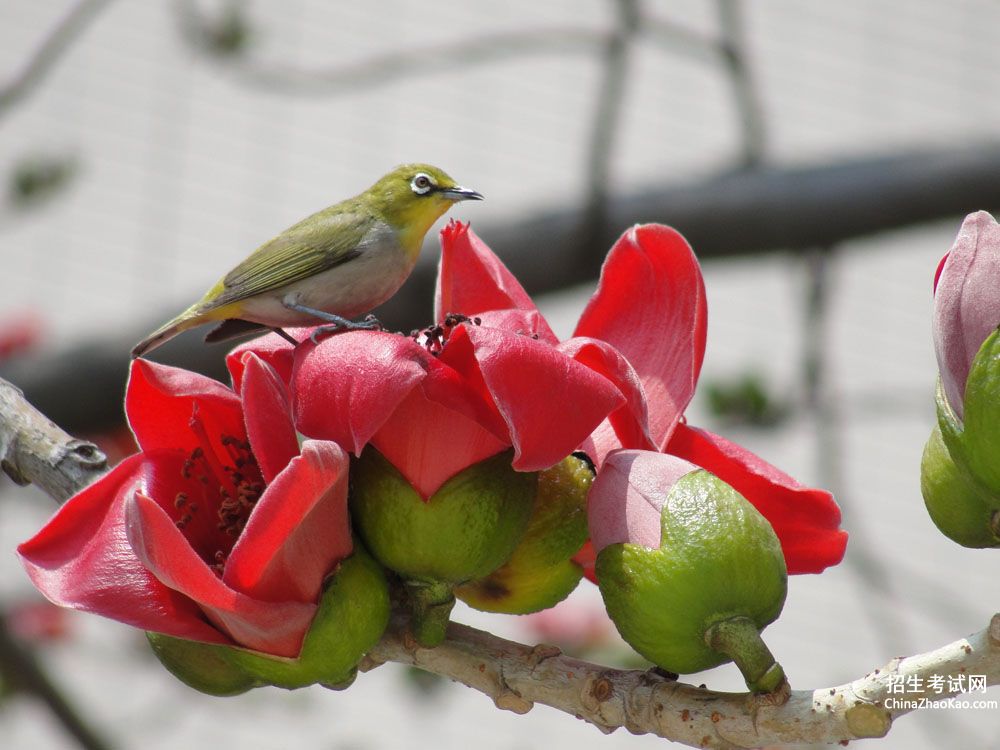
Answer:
1;1;999;748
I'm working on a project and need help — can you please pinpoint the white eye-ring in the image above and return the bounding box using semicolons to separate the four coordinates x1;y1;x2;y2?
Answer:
411;173;434;195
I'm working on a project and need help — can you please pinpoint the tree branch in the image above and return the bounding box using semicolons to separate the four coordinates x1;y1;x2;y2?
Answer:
0;0;115;122
2;375;998;747
367;615;1000;748
0;377;107;502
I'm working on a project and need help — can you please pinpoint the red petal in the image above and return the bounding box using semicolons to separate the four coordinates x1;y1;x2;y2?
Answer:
473;309;559;345
17;455;230;646
443;324;624;471
574;225;707;450
227;328;310;393
435;221;557;342
126;493;316;657
666;423;848;574
224;441;352;602
559;336;654;467
239;354;299;483
125;359;245;454
291;332;432;455
371;387;508;499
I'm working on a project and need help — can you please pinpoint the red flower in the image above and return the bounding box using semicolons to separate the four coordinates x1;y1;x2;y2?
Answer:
435;221;847;576
18;357;352;658
227;248;629;501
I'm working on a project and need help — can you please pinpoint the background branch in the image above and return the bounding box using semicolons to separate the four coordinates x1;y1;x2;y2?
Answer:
0;0;114;122
2;375;998;747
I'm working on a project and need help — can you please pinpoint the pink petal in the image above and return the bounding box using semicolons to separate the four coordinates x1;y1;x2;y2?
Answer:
227;328;310;393
125;359;245;455
666;423;847;574
239;353;300;483
441;324;624;471
435;221;557;342
559;336;654;467
932;211;1000;420
291;332;433;455
224;440;352;602
574;225;707;450
17;455;230;646
588;449;698;554
371;387;508;499
126;493;316;657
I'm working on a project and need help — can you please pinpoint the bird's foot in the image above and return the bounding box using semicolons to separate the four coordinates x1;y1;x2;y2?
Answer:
309;315;383;345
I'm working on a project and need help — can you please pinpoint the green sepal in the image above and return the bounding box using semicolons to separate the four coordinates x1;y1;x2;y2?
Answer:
595;470;787;677
949;328;1000;496
147;543;390;695
350;448;536;584
921;424;1000;548
456;455;592;614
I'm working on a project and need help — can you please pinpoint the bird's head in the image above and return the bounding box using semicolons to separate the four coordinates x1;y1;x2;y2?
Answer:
367;163;483;247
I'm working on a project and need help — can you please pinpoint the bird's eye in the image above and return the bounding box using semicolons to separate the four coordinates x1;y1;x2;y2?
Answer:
411;173;434;195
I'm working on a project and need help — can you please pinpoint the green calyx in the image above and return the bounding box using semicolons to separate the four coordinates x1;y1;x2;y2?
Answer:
944;328;1000;495
595;469;787;688
456;454;592;614
922;420;1000;549
350;448;537;645
923;330;1000;548
147;543;390;695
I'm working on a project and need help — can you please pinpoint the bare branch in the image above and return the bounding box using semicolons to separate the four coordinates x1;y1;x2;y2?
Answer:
3;373;999;747
175;0;608;94
0;0;115;122
368;615;1000;748
715;0;767;168
0;377;107;503
0;609;115;750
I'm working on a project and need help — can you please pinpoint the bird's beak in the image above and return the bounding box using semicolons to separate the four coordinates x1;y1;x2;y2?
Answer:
439;185;484;202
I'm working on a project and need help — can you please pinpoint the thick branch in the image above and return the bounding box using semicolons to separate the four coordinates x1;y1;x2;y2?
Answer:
367;616;1000;748
3;375;999;746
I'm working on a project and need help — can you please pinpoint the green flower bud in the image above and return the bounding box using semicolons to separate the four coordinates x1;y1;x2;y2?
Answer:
456;454;592;614
350;448;536;645
591;451;787;693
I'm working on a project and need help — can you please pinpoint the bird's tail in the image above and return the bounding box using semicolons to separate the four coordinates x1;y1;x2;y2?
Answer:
130;307;206;359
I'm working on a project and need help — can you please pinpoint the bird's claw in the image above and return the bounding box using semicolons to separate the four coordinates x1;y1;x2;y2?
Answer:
309;315;383;345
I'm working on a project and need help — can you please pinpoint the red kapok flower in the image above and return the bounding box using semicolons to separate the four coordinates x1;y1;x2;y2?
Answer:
18;357;352;659
242;309;627;502
436;221;847;577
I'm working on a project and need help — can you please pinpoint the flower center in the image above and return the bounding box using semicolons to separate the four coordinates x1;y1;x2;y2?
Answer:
409;312;481;356
174;405;264;575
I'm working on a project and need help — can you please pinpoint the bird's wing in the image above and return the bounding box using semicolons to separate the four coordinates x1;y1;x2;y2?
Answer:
205;208;370;309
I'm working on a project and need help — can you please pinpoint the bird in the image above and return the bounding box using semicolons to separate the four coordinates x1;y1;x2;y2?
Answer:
131;163;483;359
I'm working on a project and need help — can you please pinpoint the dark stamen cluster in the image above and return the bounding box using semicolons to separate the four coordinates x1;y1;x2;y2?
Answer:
215;436;264;540
409;312;482;356
175;431;264;576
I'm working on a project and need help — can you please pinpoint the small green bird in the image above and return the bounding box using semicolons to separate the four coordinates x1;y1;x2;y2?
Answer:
131;164;482;359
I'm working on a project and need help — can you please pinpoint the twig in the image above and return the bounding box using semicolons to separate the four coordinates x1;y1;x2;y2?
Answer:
2;375;999;746
715;0;767;168
577;0;638;254
0;609;115;750
0;0;115;122
175;0;608;94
